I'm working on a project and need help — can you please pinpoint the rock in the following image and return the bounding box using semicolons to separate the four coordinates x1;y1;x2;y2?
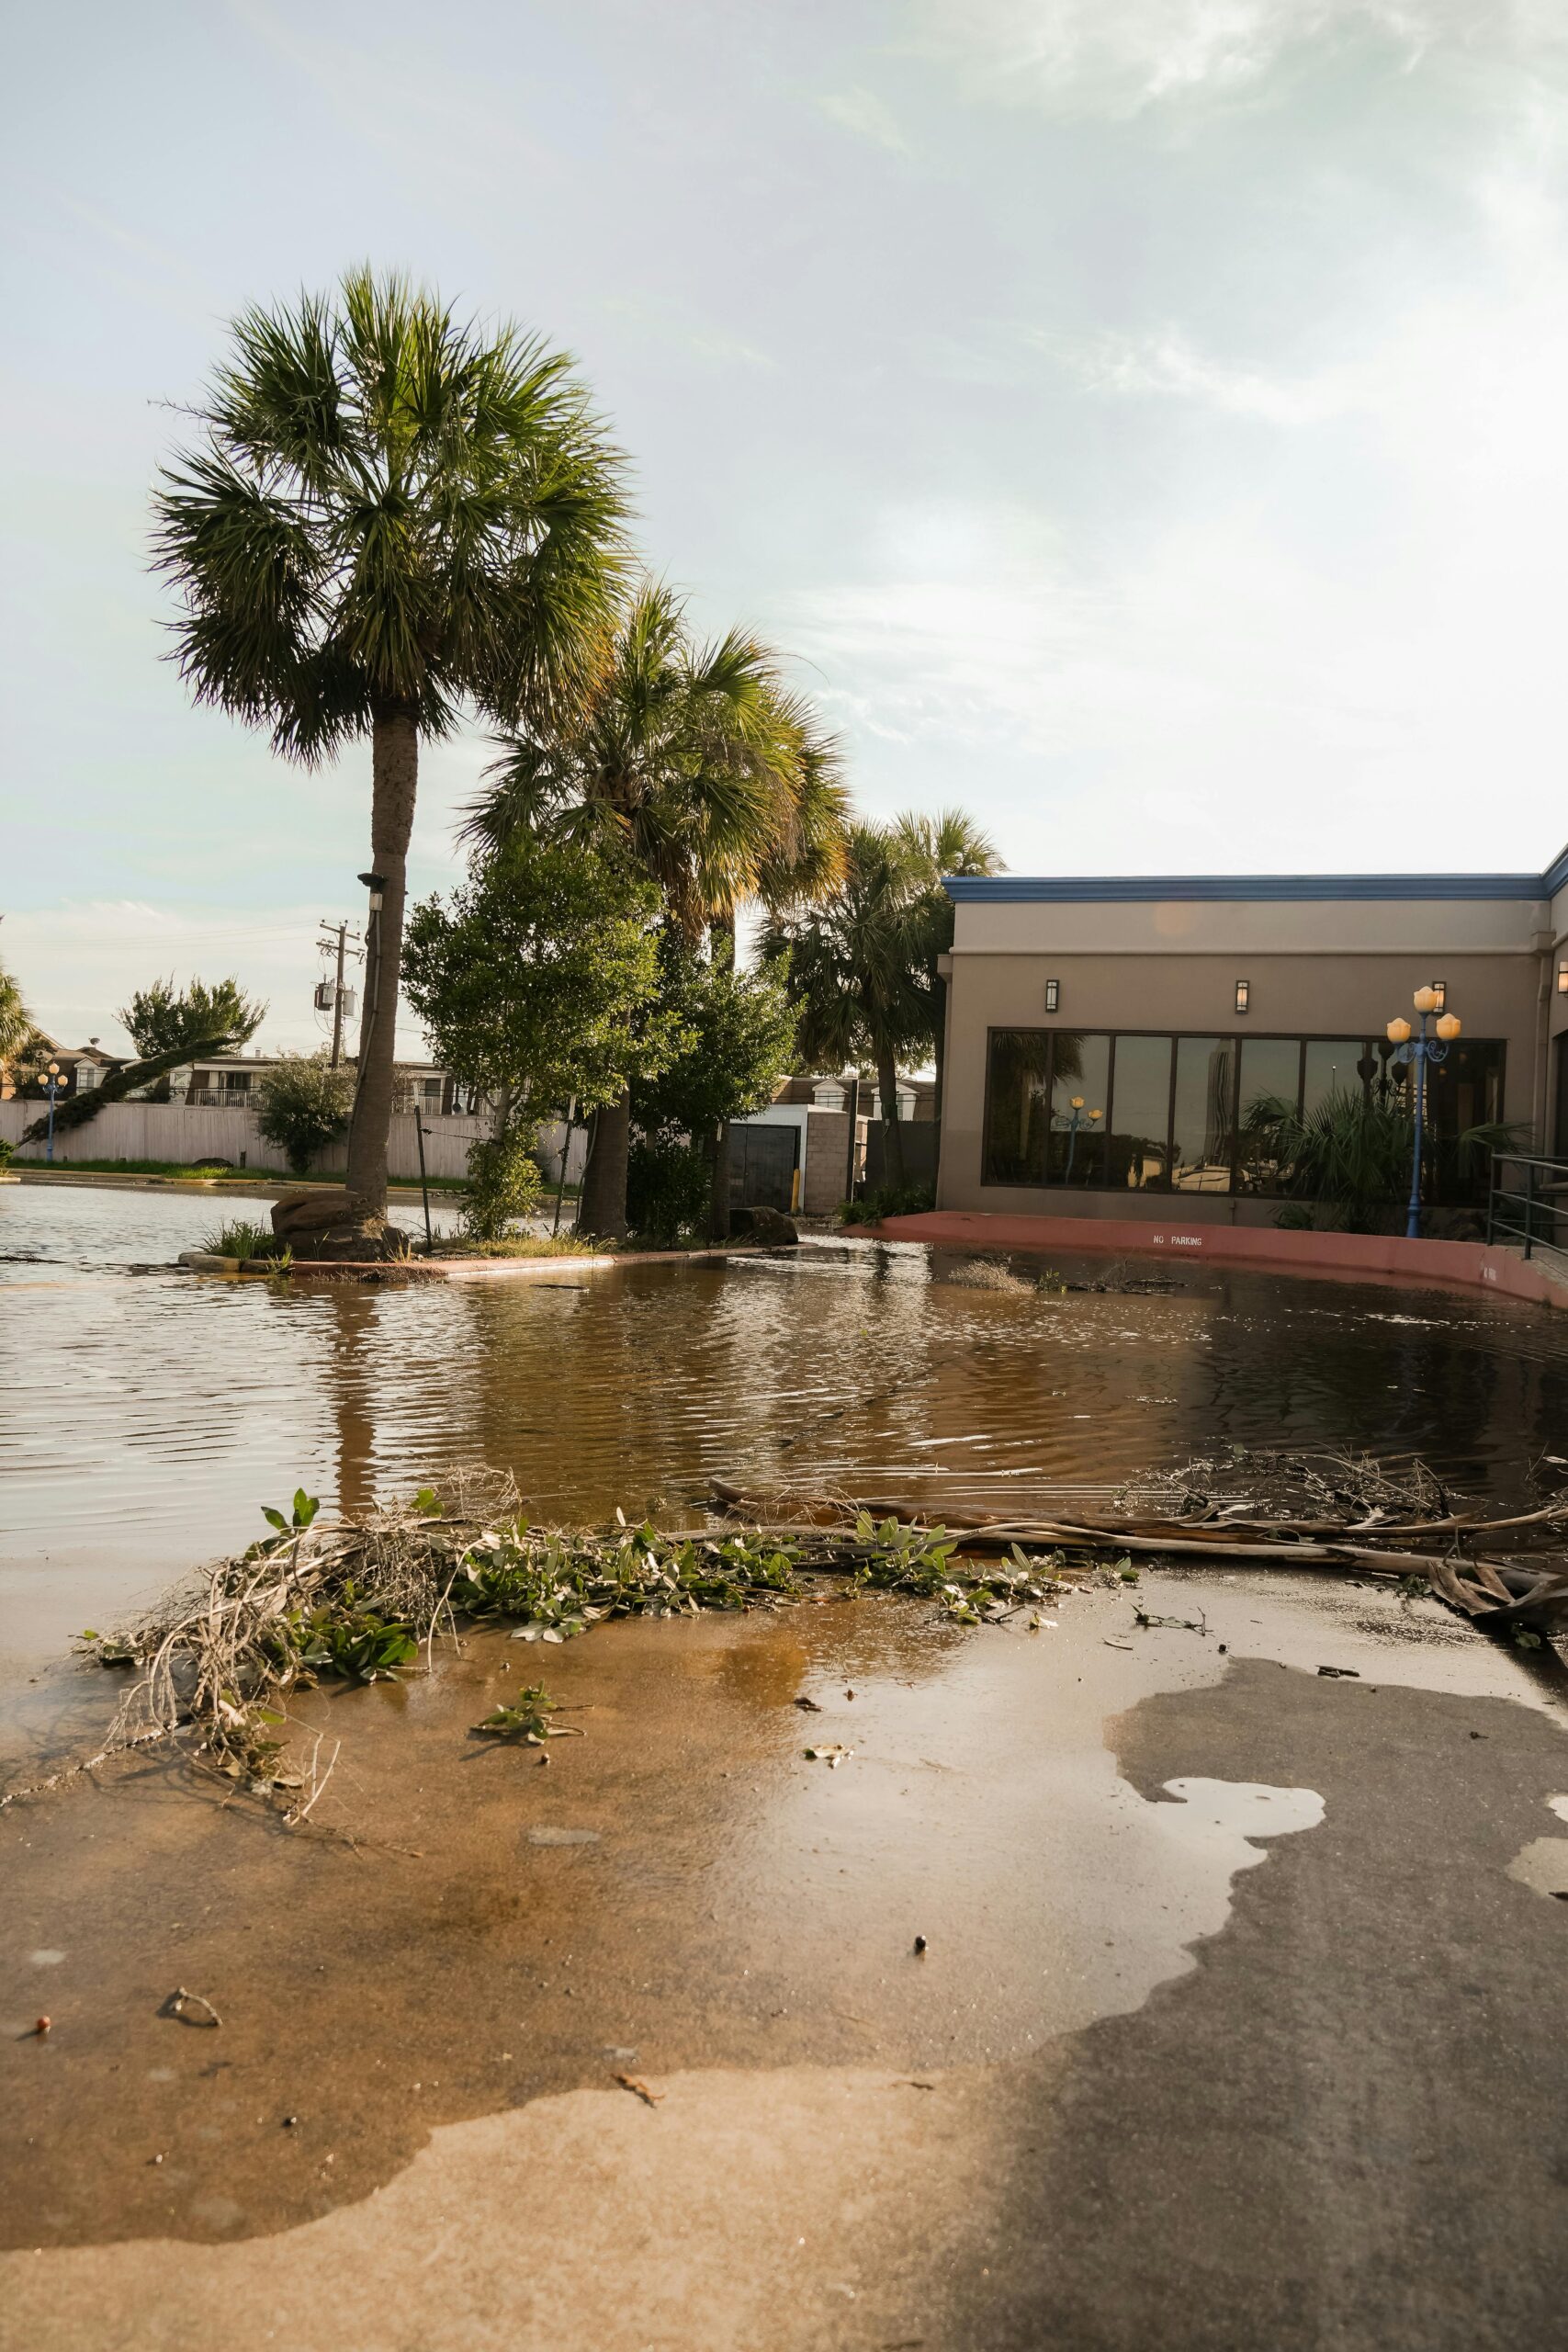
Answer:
270;1188;409;1263
731;1204;799;1246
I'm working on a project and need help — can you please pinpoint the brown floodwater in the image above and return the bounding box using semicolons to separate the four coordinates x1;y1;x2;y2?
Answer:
6;1183;1568;2346
5;1179;1568;1773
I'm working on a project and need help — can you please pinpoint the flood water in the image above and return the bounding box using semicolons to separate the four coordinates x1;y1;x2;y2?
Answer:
5;1181;1568;1726
7;1182;1568;2347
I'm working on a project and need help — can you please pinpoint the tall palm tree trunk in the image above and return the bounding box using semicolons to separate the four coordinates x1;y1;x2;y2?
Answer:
345;709;418;1216
931;974;948;1196
579;1087;631;1238
876;1046;906;1187
706;910;736;1242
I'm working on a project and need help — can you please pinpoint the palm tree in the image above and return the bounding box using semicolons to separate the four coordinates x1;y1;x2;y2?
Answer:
761;809;999;1193
465;582;846;1235
0;948;31;1070
152;268;627;1244
760;823;931;1185
894;808;1004;1160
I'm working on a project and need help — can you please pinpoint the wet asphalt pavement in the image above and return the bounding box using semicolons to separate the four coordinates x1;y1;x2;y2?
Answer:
5;1570;1566;2351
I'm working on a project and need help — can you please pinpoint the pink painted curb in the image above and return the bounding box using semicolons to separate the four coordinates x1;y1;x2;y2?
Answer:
843;1211;1568;1312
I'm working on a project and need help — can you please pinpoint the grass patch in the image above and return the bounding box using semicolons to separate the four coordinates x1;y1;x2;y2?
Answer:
434;1232;604;1259
16;1155;466;1192
200;1216;278;1261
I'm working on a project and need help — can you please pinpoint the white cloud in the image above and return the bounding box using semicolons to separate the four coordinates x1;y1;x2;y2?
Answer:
817;86;911;154
908;0;1565;117
1047;327;1366;424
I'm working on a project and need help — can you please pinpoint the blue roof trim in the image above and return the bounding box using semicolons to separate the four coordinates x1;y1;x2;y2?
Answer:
944;872;1551;905
1544;842;1568;898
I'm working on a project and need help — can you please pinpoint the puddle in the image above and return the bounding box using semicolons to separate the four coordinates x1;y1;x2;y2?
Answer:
1156;1776;1325;1845
1506;1796;1568;1897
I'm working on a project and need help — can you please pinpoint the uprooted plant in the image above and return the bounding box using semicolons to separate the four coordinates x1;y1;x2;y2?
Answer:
473;1682;582;1743
62;1441;1567;1816
68;1473;1073;1801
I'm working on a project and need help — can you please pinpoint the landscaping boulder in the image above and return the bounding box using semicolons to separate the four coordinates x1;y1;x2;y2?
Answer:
271;1187;408;1262
731;1204;799;1247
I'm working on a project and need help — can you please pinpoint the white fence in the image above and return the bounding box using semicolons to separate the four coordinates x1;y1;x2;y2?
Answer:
0;1100;586;1187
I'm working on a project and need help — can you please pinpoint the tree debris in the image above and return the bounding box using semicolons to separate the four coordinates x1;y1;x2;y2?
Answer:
164;1986;221;2029
613;2073;663;2107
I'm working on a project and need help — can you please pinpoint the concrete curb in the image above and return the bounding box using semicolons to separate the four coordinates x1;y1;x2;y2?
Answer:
276;1244;772;1282
841;1211;1568;1311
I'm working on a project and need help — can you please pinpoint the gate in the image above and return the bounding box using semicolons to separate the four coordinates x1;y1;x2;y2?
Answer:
728;1123;799;1213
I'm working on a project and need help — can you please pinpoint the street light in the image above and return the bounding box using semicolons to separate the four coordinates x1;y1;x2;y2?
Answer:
44;1060;62;1165
1386;989;1461;1239
1060;1094;1102;1182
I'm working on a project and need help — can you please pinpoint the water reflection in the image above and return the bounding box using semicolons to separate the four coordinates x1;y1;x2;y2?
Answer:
6;1186;1568;1644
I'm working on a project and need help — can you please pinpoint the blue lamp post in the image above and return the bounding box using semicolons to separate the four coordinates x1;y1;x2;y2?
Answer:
1057;1093;1102;1182
43;1059;62;1164
1386;988;1461;1240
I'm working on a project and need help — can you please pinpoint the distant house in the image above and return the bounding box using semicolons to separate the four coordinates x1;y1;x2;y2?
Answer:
183;1055;463;1114
0;1032;119;1102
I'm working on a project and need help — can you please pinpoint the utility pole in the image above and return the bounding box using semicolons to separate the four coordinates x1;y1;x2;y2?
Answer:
317;921;363;1068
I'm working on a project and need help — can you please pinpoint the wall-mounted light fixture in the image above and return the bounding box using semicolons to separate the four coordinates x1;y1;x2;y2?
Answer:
1234;979;1250;1015
1558;958;1568;996
1430;978;1447;1012
1044;978;1060;1013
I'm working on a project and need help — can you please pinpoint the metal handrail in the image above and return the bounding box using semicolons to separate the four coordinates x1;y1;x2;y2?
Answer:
1485;1148;1568;1262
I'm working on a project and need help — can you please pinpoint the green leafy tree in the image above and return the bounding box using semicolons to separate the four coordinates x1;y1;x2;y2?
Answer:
761;824;931;1185
626;933;798;1243
460;1128;546;1242
466;582;845;1236
152;268;627;1241
118;974;265;1059
402;833;675;1142
893;809;1004;1166
254;1054;355;1174
632;933;797;1146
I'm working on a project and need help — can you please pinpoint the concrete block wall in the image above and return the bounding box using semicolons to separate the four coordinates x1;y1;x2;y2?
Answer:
0;1100;586;1188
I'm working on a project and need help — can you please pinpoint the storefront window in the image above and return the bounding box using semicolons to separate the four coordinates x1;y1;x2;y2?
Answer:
1302;1039;1372;1121
982;1028;1505;1201
1235;1038;1303;1194
983;1031;1052;1184
1047;1034;1110;1185
1107;1035;1171;1190
1424;1038;1504;1136
1171;1037;1236;1193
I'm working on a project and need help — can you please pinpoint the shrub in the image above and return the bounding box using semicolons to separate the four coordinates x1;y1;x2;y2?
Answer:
626;1137;710;1245
840;1182;935;1224
462;1126;544;1242
202;1217;276;1260
254;1054;355;1175
198;1219;290;1272
0;1137;12;1171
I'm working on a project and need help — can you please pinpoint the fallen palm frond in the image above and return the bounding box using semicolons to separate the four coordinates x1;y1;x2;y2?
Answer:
43;1444;1565;1815
709;1453;1568;1637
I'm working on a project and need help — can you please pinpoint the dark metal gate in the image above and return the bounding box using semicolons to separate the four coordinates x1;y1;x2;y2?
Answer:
728;1123;799;1213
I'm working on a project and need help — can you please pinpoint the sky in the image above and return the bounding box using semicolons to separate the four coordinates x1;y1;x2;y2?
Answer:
5;0;1568;1054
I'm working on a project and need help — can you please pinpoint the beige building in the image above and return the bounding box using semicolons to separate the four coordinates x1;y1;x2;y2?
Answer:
936;849;1568;1227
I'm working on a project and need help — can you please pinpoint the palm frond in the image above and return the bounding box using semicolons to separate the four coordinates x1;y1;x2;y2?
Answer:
152;267;629;755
